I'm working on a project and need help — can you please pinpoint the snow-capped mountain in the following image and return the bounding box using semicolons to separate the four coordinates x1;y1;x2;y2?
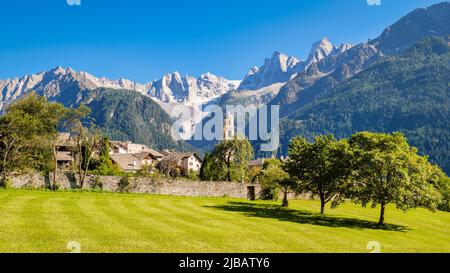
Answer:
0;66;239;112
217;38;339;107
236;37;336;93
237;51;302;91
305;37;335;66
147;72;240;104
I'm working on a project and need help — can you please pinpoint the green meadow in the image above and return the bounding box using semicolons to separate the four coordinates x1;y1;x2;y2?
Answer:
0;189;449;253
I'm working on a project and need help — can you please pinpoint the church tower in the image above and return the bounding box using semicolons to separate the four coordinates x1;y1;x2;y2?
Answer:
223;113;235;141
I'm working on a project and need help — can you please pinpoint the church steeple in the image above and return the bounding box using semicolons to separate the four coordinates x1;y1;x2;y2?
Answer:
223;113;235;141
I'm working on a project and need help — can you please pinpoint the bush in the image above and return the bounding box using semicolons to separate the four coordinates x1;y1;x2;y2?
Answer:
259;186;279;201
118;175;131;193
1;178;12;189
187;170;200;181
137;164;156;178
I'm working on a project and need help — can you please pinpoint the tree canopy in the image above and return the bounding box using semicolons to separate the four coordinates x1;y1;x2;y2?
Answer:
348;132;442;225
284;135;353;213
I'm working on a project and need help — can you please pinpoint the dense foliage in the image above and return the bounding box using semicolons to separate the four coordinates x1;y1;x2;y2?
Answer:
285;132;447;224
285;135;353;214
0;94;66;184
255;158;289;201
348;132;442;225
200;137;253;182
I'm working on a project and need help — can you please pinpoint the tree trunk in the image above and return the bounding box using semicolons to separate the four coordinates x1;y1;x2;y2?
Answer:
226;155;232;182
81;155;92;189
320;195;325;214
320;202;325;214
282;190;289;207
378;203;385;226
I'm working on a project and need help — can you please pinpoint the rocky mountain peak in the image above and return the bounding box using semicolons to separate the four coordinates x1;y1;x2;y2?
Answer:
306;37;335;66
238;51;302;91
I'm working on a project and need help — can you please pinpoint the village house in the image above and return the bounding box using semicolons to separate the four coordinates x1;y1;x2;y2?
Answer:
55;134;201;174
109;142;164;172
157;152;203;176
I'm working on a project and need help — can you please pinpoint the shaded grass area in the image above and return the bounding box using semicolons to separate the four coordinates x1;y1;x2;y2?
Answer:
206;202;408;232
0;189;449;253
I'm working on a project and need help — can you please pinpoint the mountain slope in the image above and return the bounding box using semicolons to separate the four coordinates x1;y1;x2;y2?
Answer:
279;37;450;174
86;89;193;151
0;68;197;150
369;1;450;55
271;1;450;118
219;38;340;108
271;43;381;116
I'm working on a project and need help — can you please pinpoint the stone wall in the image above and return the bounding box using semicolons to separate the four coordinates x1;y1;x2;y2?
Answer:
9;172;261;199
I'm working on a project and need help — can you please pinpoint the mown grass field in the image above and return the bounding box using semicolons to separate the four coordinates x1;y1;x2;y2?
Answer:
0;189;449;253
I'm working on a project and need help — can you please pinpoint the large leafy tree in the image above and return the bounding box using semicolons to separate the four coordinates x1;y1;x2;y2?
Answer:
207;137;254;182
199;153;227;181
349;132;442;225
284;135;353;214
0;94;66;184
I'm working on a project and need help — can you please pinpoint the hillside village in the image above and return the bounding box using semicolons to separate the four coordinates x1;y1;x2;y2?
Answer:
55;132;204;175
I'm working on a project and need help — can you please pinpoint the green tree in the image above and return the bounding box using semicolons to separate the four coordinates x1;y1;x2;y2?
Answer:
278;178;298;207
209;137;254;182
64;104;101;188
427;164;450;212
349;132;442;225
284;135;353;214
91;137;121;176
0;94;66;186
256;159;289;201
199;153;227;181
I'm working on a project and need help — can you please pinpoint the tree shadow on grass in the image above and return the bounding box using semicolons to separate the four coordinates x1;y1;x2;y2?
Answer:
205;202;409;232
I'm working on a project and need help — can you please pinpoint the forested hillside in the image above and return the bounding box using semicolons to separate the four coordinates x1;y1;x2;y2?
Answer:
277;37;450;173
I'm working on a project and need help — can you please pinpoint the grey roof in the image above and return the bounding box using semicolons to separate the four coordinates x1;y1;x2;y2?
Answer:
133;152;157;161
110;154;142;172
159;152;202;164
147;148;163;158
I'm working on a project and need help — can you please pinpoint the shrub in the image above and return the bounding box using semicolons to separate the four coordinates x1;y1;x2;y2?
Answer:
259;186;279;201
187;170;200;181
118;175;131;193
1;178;12;189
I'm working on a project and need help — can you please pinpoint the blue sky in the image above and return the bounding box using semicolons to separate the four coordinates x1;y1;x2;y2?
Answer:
0;0;444;82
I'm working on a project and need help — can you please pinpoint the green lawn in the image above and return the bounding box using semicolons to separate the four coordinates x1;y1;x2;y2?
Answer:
0;189;449;253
